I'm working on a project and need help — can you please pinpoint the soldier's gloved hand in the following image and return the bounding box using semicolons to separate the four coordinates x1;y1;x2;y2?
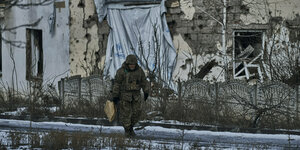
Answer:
112;97;120;104
144;93;149;101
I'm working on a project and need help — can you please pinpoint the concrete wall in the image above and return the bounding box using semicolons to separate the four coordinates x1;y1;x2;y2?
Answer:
241;0;300;25
69;0;102;77
1;1;70;90
2;0;298;92
73;0;300;83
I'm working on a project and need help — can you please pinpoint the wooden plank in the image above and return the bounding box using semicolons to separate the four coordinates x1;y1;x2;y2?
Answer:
55;1;65;8
237;45;254;59
55;1;65;12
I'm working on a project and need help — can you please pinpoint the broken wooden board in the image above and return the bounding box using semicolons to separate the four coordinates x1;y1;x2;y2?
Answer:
55;1;65;12
237;45;254;59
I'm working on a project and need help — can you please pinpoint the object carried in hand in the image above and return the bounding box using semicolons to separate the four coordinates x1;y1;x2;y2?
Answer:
112;97;120;104
104;100;116;122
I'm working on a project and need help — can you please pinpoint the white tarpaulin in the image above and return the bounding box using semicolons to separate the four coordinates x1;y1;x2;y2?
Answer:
94;0;177;88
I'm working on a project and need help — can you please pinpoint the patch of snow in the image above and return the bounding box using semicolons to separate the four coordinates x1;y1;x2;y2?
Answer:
1;107;26;116
0;119;300;149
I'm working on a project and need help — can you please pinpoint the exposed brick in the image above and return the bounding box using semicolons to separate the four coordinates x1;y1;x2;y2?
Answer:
199;27;215;34
193;19;207;26
190;33;198;41
180;20;194;27
176;27;188;33
103;41;107;50
198;34;217;42
192;0;203;6
165;0;179;8
98;34;104;40
166;15;173;23
169;8;181;14
99;25;110;34
207;20;218;26
95;0;250;60
99;20;110;34
187;27;197;33
98;42;103;50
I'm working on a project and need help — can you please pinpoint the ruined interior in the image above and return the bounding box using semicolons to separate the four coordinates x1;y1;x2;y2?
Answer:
233;31;264;81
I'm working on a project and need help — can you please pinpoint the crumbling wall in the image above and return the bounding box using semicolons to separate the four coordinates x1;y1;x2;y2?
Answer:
71;0;300;83
166;0;243;82
69;0;102;77
239;0;300;83
91;0;241;82
1;1;70;90
240;0;300;25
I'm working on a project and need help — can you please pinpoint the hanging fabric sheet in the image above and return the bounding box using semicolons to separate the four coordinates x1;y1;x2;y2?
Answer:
94;0;177;88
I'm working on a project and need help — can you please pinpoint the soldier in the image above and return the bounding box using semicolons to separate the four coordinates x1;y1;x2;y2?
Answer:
112;54;149;137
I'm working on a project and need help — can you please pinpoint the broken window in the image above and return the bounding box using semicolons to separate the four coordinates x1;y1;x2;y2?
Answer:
26;29;43;81
233;31;264;81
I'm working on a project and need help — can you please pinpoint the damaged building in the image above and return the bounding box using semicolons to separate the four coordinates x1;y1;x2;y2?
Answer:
89;0;299;85
0;0;70;91
0;0;300;92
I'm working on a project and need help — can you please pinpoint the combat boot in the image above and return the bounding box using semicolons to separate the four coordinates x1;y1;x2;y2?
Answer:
129;127;136;137
124;128;131;138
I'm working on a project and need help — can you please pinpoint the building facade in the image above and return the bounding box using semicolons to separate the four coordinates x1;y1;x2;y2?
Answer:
0;0;70;91
0;0;299;92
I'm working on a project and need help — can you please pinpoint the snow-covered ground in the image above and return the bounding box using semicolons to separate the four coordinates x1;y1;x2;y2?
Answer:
0;108;299;149
0;107;27;116
0;119;300;149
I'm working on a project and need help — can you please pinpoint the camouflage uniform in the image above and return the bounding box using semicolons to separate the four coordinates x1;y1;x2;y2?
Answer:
112;55;149;137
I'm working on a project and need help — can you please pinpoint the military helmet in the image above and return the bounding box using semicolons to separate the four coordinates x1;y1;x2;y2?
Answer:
125;54;137;65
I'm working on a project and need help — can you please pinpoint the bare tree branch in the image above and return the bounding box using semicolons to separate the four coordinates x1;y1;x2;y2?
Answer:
4;0;54;10
2;17;43;31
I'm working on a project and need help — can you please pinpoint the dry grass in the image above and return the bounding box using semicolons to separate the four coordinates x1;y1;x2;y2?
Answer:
58;97;107;118
0;86;299;130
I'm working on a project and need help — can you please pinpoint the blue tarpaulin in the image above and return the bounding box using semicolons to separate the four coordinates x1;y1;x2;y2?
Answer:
94;0;176;88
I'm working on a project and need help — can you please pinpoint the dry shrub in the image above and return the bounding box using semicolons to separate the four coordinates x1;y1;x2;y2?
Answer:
0;141;6;150
42;131;68;149
57;97;106;118
8;131;22;148
0;90;26;112
59;97;107;118
258;111;292;129
29;132;41;148
70;132;98;149
189;100;216;124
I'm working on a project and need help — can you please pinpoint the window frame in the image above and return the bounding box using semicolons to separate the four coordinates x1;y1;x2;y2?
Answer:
26;28;43;81
232;30;265;81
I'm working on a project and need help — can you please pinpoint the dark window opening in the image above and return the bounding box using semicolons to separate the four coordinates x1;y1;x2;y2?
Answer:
233;31;264;81
26;29;43;81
